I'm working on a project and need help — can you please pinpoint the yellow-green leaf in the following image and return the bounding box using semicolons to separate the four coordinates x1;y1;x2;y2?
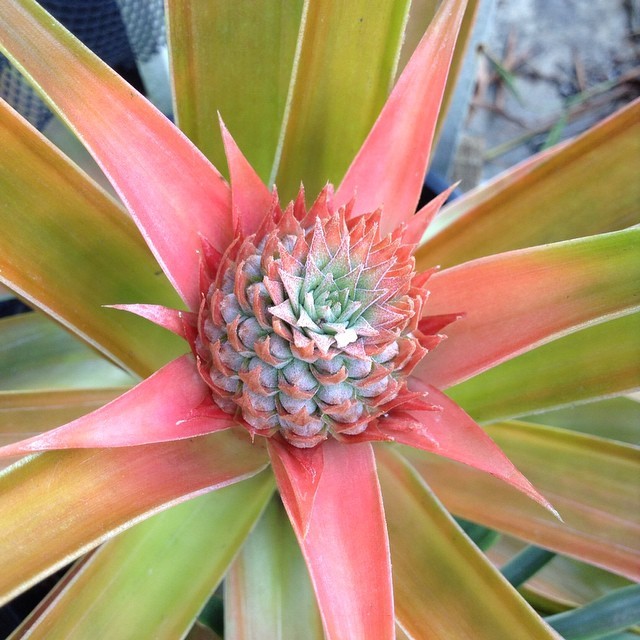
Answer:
402;421;640;579
0;313;134;391
525;397;640;446
0;388;124;445
397;0;438;70
416;100;640;270
448;313;640;423
12;474;274;640
0;101;185;376
274;0;410;198
376;447;561;639
0;429;269;604
167;0;304;182
399;0;481;136
225;497;323;640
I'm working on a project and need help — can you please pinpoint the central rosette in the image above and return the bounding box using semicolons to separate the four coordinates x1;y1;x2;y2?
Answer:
195;188;437;447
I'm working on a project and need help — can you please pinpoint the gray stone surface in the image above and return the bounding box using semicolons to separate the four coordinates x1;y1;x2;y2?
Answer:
445;0;640;185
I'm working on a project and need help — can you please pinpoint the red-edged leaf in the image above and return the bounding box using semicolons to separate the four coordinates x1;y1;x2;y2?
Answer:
220;119;274;236
0;355;234;457
267;438;324;537
0;388;125;442
272;439;394;639
420;143;568;247
416;228;640;388
0;100;185;377
403;184;457;245
108;304;196;340
10;476;275;639
380;383;557;515
448;313;640;423
335;0;467;234
0;0;232;310
418;101;640;267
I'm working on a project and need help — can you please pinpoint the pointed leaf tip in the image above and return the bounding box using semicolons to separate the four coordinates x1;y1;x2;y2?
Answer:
336;0;468;234
220;117;273;237
267;438;324;537
404;184;458;245
393;380;557;516
0;355;235;456
107;304;195;341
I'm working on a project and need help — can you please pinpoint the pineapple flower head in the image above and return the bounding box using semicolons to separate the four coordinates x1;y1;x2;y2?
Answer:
193;185;451;448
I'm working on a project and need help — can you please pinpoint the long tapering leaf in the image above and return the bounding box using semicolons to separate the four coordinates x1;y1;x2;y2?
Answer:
271;439;394;639
0;429;269;604
415;228;640;389
224;497;323;640
448;313;640;423
275;0;411;199
0;313;133;391
0;0;232;310
398;0;481;136
0;388;124;443
378;384;555;513
377;448;561;639
0;356;236;457
416;100;640;269
10;474;274;640
403;421;640;579
335;0;467;233
167;0;304;183
0;101;185;375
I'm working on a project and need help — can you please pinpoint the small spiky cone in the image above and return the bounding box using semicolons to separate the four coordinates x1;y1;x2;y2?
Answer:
194;186;448;448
